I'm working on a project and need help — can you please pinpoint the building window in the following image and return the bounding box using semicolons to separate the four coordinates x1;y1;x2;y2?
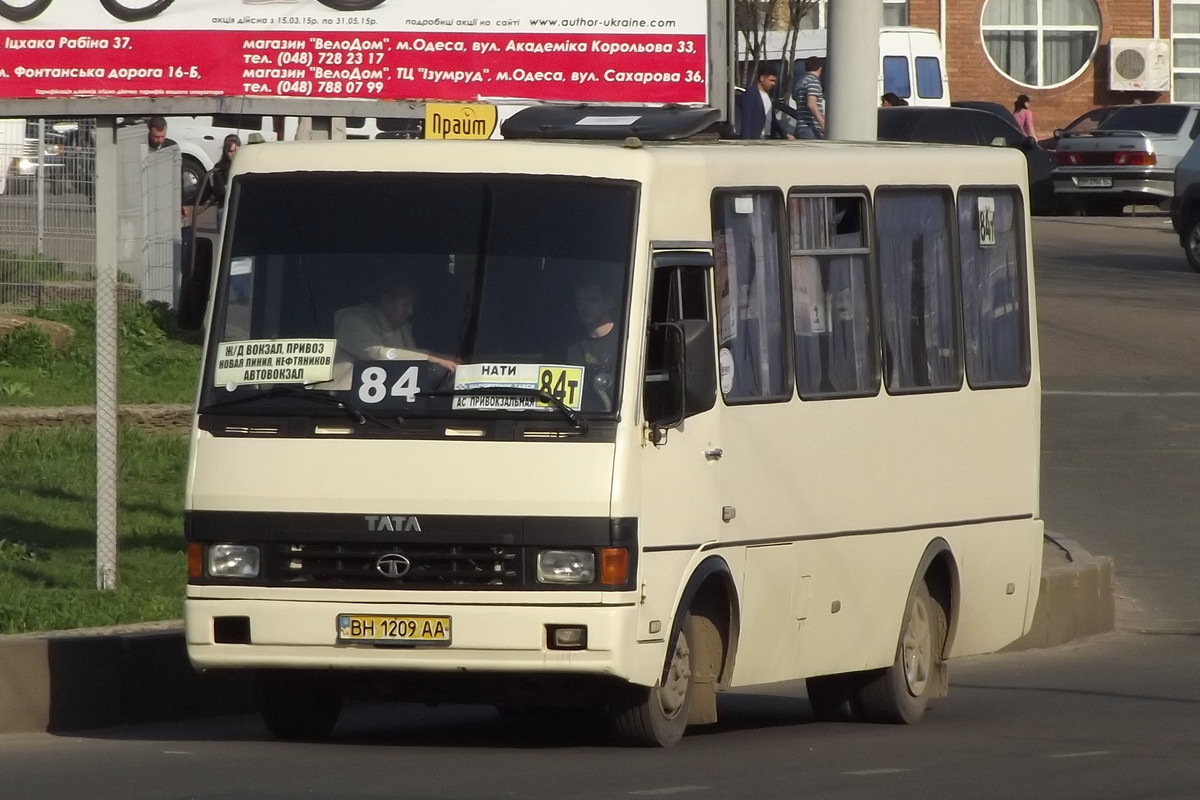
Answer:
791;1;908;29
883;0;909;26
981;0;1100;88
1174;1;1200;101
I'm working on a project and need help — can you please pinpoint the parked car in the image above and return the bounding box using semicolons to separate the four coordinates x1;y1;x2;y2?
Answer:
877;106;1057;215
952;100;1015;124
1038;105;1122;150
1169;136;1200;272
1052;103;1200;216
0;118;74;195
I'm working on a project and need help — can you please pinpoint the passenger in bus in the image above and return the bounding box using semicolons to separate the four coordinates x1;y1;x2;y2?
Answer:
333;280;460;374
567;279;620;410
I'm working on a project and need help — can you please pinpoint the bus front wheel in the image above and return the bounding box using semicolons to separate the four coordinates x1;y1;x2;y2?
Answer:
259;670;343;741
609;613;695;747
851;580;946;724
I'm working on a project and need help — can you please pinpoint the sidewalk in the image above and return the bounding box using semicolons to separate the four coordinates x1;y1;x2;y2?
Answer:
0;533;1115;735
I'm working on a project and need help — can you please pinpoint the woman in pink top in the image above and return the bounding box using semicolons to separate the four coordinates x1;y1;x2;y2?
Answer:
1012;94;1036;138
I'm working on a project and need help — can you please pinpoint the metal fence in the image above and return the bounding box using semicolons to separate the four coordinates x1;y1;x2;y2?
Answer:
0;117;181;312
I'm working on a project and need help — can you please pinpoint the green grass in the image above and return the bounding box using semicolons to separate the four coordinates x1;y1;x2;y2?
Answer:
0;425;188;634
0;300;202;406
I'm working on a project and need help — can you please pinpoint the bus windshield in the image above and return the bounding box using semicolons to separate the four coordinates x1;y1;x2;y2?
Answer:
200;172;637;420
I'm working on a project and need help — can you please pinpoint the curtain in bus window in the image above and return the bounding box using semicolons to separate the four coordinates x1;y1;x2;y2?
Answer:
713;192;790;402
788;194;877;398
957;190;1031;387
876;190;961;392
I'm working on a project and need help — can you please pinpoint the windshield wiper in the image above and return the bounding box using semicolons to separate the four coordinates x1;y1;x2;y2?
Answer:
201;385;391;427
423;387;589;433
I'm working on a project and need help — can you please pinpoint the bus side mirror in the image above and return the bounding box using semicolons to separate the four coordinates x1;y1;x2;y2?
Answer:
644;319;716;436
678;318;716;416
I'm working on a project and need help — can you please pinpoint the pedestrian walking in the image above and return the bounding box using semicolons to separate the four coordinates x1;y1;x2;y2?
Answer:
1013;94;1036;138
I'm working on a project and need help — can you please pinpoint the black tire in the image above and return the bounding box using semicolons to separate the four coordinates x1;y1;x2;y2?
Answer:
850;581;946;725
181;156;205;206
98;0;175;22
0;0;53;22
609;613;695;747
1183;212;1200;274
317;0;386;9
259;670;343;741
805;673;856;721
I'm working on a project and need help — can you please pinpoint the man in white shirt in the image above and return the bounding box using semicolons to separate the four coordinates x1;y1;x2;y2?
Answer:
334;281;459;373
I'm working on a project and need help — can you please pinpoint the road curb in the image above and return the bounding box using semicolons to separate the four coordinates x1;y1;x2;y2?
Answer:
1;534;1116;734
1004;534;1116;652
0;626;254;735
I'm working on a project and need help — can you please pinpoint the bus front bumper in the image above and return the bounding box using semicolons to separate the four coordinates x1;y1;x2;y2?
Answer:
185;597;657;683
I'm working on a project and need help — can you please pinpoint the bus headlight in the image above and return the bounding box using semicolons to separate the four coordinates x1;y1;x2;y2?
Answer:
207;544;261;578
536;550;595;584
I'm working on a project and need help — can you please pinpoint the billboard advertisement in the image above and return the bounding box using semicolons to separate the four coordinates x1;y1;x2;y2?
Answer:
0;0;709;104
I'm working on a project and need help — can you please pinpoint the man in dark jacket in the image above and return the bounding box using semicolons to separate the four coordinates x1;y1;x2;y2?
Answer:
739;64;787;139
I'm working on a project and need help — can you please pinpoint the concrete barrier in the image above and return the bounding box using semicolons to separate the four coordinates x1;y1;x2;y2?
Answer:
0;626;254;734
1005;536;1116;652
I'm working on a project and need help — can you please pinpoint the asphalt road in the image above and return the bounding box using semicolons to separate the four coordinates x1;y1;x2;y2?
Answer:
1035;215;1200;634
0;632;1197;800
2;214;1198;799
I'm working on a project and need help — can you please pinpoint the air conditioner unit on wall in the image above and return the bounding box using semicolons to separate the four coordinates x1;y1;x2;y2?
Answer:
1109;38;1171;92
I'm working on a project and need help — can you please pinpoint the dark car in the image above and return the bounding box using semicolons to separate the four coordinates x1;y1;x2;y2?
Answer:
878;106;1057;215
1038;105;1123;150
952;100;1016;125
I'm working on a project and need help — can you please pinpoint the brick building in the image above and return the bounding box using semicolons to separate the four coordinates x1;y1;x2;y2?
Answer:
804;0;1191;134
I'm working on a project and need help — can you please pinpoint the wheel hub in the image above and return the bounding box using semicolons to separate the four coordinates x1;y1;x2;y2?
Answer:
656;633;692;717
901;596;931;697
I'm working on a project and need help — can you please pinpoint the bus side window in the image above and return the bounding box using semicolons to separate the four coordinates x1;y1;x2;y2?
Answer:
876;188;962;393
711;191;792;403
956;189;1031;388
787;192;879;399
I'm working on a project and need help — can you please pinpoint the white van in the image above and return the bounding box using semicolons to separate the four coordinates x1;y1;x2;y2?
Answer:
738;26;950;107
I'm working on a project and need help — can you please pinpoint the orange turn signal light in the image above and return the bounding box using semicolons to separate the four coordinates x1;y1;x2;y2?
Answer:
600;547;629;585
187;542;204;579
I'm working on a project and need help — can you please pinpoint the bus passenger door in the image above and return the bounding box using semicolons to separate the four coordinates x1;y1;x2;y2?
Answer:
637;252;723;640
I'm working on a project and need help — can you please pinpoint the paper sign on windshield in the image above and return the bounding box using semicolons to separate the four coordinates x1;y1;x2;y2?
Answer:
453;363;585;411
213;339;336;387
977;197;997;247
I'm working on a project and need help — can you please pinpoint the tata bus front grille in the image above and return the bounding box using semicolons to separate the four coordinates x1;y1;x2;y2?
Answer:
268;542;521;588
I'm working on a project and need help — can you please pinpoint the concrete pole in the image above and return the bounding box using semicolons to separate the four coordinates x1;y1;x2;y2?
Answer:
94;116;120;590
826;0;882;141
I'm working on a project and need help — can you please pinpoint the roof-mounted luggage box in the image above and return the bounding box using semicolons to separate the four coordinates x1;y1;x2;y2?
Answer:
500;106;722;141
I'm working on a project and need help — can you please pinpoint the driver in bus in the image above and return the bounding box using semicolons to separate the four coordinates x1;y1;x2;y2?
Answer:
567;278;620;410
333;280;460;374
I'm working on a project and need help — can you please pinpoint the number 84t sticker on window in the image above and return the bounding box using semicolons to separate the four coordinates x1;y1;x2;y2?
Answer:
351;361;586;412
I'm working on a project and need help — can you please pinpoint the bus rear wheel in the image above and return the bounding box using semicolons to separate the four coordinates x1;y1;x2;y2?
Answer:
851;580;946;724
609;613;695;747
259;670;343;741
